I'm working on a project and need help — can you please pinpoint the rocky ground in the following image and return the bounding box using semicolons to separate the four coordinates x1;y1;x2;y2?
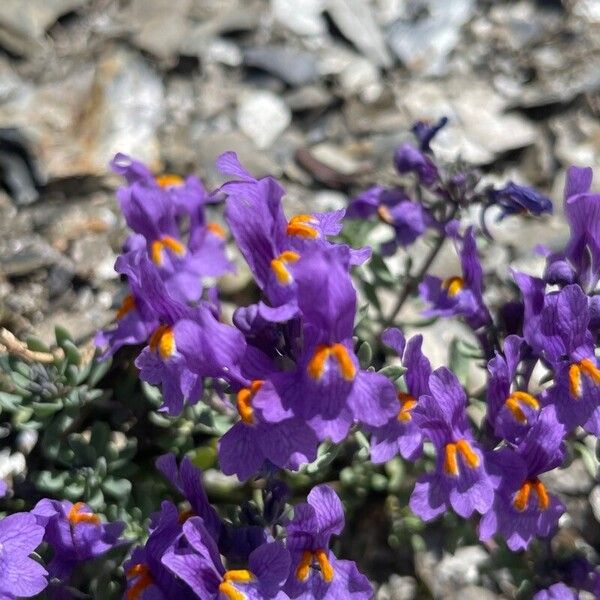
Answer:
0;0;599;597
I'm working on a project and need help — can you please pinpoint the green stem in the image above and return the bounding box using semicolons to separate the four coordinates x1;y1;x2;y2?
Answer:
381;232;446;329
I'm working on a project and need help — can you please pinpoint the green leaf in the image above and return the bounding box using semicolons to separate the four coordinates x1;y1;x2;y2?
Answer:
575;441;599;479
87;358;112;386
31;399;63;417
33;470;67;493
361;281;382;314
102;477;132;500
378;364;407;381
26;337;50;353
62;340;81;366
68;436;97;465
55;325;73;348
13;406;34;425
356;341;372;369
369;254;395;285
90;422;110;455
142;382;163;407
64;482;86;499
65;364;79;386
0;391;21;411
192;445;217;470
449;338;470;386
75;359;93;385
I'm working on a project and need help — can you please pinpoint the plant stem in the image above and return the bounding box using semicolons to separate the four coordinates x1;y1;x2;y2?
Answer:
381;232;446;329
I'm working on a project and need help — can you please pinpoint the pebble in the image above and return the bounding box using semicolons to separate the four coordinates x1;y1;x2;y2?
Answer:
326;0;393;67
375;575;417;600
237;91;292;149
387;0;475;76
272;0;326;36
244;46;319;87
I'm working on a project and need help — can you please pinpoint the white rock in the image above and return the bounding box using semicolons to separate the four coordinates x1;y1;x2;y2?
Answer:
388;0;474;76
574;0;600;22
237;91;291;149
326;0;393;67
339;56;382;102
272;0;327;36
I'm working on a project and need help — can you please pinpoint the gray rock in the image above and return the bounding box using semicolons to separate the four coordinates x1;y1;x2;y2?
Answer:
237;90;291;149
0;235;64;277
338;56;382;101
272;0;326;36
454;586;500;600
36;302;114;345
184;3;261;40
326;0;393;67
375;575;417;600
417;545;488;597
308;143;365;176
284;85;332;112
343;97;408;135
194;130;280;183
120;0;192;60
0;0;89;56
542;459;594;496
70;234;118;283
551;113;600;168
590;486;600;525
82;49;166;174
204;38;243;67
244;46;319;86
574;0;600;22
388;0;475;76
0;48;165;179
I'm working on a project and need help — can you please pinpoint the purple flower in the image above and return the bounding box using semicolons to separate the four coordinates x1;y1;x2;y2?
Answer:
125;502;196;600
220;152;369;314
266;333;397;443
515;279;600;435
112;154;232;303
284;485;372;599
162;517;290;599
125;251;245;415
486;335;540;442
411;116;448;152
544;165;600;290
32;499;124;580
367;328;431;463
156;454;221;540
488;181;553;220
409;368;494;520
533;583;578;600
0;512;48;599
218;379;319;481
347;186;431;252
111;153;217;221
479;407;565;551
261;249;397;443
420;225;491;329
95;247;160;358
394;143;438;186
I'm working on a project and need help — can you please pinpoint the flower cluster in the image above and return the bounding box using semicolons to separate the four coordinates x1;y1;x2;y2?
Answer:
0;499;124;598
0;458;368;600
93;139;600;596
5;119;600;598
124;455;371;599
97;150;397;478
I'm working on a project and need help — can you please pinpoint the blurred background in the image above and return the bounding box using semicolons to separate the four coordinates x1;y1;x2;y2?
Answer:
1;0;599;346
0;2;600;596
